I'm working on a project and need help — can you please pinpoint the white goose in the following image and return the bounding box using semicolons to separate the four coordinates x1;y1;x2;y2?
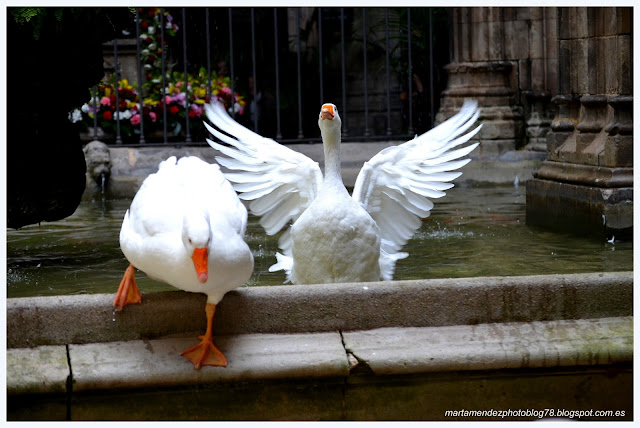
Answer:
205;100;480;284
115;156;254;369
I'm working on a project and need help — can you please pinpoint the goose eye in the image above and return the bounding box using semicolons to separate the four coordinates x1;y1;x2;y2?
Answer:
188;238;192;244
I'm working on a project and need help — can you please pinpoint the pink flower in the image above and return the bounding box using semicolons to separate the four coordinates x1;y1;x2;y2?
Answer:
221;87;231;95
190;104;202;117
100;97;111;106
165;95;172;105
173;92;186;107
130;114;141;126
149;112;157;122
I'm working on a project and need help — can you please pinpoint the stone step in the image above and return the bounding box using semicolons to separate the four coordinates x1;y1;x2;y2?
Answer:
7;316;633;420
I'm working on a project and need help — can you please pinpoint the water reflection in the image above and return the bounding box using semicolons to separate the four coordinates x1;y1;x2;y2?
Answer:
6;184;632;298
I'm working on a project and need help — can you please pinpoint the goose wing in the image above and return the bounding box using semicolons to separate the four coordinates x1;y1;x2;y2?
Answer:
204;100;323;262
352;99;482;280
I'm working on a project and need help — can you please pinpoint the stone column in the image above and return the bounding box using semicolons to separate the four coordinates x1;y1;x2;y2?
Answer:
436;7;557;158
526;7;633;238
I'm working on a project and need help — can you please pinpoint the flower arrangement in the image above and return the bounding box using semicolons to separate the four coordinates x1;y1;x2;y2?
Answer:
139;8;179;79
70;7;246;142
69;79;143;139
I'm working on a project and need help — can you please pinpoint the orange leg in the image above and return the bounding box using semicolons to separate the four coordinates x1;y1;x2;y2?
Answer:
181;303;227;369
113;264;142;311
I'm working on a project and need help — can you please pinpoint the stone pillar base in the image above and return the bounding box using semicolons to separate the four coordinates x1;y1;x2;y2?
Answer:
526;161;633;239
436;61;524;158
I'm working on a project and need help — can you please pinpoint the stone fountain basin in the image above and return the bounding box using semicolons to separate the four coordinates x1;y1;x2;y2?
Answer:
6;272;633;421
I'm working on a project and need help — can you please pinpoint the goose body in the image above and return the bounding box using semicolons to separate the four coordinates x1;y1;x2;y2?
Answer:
205;100;480;284
283;104;379;283
115;155;253;368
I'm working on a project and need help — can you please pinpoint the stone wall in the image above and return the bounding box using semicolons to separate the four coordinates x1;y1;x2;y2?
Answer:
437;7;633;238
436;7;558;157
526;7;633;238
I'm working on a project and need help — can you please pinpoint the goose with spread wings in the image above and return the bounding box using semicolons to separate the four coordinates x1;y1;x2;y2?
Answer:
205;100;481;284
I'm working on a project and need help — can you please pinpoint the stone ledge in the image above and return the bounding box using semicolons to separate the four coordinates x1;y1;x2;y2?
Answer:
343;317;632;376
534;160;633;187
526;179;633;237
6;317;632;397
6;345;70;395
7;272;633;348
84;143;545;199
69;332;348;392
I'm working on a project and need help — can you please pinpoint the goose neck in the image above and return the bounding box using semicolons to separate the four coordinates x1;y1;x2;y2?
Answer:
322;130;342;183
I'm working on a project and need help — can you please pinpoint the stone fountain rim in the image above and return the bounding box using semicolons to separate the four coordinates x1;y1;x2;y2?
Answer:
6;271;633;349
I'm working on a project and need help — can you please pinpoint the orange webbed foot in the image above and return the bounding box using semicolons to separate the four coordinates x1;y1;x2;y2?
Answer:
181;303;227;369
181;339;227;369
113;264;142;311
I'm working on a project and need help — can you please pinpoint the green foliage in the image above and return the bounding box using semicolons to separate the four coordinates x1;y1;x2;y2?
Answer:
9;7;63;40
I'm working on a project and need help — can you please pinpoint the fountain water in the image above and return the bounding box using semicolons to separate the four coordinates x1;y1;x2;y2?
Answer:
6;184;632;299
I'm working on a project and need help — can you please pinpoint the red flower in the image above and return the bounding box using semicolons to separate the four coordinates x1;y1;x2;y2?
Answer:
141;21;149;29
103;111;113;120
188;109;197;118
168;105;180;115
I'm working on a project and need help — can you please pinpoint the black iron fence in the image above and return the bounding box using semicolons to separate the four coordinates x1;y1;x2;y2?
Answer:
74;7;451;146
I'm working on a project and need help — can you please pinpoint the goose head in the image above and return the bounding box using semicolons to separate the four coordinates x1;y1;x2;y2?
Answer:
318;103;342;144
181;212;212;283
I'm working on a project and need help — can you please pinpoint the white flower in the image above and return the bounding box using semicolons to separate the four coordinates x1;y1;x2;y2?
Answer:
148;43;156;51
116;110;132;120
81;103;90;113
69;109;83;123
232;103;243;114
141;49;150;55
148;26;156;34
144;64;152;70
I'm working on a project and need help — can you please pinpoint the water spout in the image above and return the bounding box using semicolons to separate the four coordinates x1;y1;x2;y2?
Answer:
100;173;106;195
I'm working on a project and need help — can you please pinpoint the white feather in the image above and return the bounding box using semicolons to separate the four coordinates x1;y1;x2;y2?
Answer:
206;98;480;284
353;99;481;280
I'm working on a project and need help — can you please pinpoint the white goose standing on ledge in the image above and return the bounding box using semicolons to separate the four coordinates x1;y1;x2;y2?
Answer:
115;156;254;369
205;100;481;284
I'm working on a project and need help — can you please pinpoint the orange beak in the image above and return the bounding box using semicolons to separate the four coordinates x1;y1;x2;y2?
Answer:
192;248;209;283
320;104;334;120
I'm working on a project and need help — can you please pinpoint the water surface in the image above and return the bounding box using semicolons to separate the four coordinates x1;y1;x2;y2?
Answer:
7;184;632;299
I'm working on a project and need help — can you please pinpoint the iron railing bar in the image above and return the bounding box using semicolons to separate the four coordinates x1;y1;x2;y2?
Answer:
251;8;258;132
318;7;324;104
429;8;435;129
296;9;303;139
340;7;348;136
385;8;391;136
362;8;370;137
274;8;282;140
206;8;211;100
135;9;146;144
182;8;191;144
407;8;413;136
92;86;98;139
229;7;235;119
160;9;168;143
113;39;122;144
